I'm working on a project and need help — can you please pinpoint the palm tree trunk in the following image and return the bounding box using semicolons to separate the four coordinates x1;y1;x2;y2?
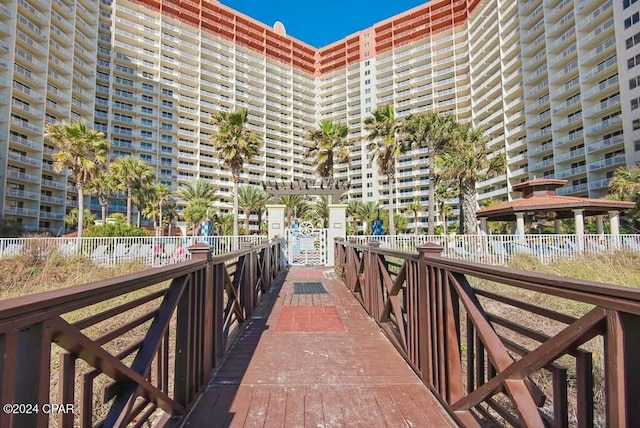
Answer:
388;175;396;235
414;213;419;235
77;190;84;239
461;178;478;234
233;180;239;236
244;211;250;235
101;201;107;222
137;211;141;228
126;188;132;225
158;202;163;237
427;156;436;235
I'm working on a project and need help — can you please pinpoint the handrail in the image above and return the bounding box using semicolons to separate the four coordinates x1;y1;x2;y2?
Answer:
0;238;282;427
335;237;640;427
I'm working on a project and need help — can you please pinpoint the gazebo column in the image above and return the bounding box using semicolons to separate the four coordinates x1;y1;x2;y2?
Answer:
574;209;584;253
554;219;562;234
596;215;605;234
479;217;488;234
515;213;525;239
609;210;620;250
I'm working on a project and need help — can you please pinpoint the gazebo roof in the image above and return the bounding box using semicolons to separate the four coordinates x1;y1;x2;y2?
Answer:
477;178;635;221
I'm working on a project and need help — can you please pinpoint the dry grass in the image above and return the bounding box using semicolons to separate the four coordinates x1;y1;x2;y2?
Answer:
0;250;171;427
467;251;640;427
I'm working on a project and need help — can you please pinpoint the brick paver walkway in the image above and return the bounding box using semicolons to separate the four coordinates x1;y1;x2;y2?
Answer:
180;267;455;427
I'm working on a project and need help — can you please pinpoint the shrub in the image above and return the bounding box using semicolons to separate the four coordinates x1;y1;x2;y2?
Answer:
84;223;150;237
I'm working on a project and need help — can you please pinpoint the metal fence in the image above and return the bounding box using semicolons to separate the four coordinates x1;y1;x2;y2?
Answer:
0;235;268;266
347;234;640;264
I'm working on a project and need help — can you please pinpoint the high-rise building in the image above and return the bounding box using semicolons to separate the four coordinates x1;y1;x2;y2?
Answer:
1;0;638;234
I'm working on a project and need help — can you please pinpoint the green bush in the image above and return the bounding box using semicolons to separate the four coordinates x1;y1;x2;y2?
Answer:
84;223;150;237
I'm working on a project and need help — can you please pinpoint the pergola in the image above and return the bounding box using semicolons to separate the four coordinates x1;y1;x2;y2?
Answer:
476;178;635;238
262;180;350;202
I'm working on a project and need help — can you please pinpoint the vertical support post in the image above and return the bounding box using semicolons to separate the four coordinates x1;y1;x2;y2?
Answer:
262;239;271;291
479;217;488;234
416;244;443;385
367;241;381;319
596;215;605;235
609;210;620;250
241;243;255;320
188;243;213;375
605;310;640;427
554;219;562;234
574;209;585;253
515;212;525;239
327;204;347;267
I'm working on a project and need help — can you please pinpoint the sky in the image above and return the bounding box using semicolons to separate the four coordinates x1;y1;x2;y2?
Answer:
218;0;428;47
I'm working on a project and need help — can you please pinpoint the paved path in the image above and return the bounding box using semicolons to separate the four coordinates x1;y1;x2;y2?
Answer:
180;267;455;427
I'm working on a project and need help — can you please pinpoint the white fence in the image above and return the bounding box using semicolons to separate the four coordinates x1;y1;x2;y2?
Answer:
346;234;640;265
0;235;268;267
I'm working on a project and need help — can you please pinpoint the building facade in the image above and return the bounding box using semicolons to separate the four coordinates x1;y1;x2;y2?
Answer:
0;0;638;234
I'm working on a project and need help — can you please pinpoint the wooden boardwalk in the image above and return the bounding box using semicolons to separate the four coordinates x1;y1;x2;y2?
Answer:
179;267;455;427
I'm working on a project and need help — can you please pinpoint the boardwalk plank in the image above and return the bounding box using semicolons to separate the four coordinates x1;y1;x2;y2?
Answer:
181;267;455;428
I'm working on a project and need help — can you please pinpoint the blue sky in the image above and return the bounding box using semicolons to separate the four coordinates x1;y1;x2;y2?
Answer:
219;0;428;47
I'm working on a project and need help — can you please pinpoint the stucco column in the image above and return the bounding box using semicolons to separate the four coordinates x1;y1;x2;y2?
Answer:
266;204;286;240
479;217;488;234
596;215;605;235
515;213;525;239
327;204;347;267
554;219;562;234
609;210;620;236
609;210;621;250
574;209;584;252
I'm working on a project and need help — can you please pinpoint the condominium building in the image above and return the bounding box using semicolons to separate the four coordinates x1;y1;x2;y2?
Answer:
1;0;638;234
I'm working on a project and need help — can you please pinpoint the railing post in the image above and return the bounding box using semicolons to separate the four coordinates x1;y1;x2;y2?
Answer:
262;239;271;291
416;244;444;387
605;310;640;427
188;243;214;376
241;243;256;320
367;241;381;319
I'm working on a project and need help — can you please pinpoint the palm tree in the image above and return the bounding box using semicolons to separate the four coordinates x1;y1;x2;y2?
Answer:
437;122;506;234
154;183;172;235
236;185;267;234
182;198;212;236
356;201;382;235
110;156;155;225
346;199;363;234
279;195;309;227
404;112;455;235
254;188;272;234
86;169;115;222
435;180;457;235
609;166;640;199
211;107;262;236
305;120;351;201
45;120;108;239
164;201;179;236
307;196;330;228
132;182;155;227
404;200;423;234
364;105;406;235
176;178;218;203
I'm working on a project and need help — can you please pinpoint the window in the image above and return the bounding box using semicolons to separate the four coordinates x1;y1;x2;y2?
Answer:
161;146;172;153
162;88;173;96
625;12;640;29
141;118;153;126
142;106;153;114
162;111;173;119
365;97;371;103
161;157;172;166
142;71;154;79
630;75;640;89
633;119;640;130
142;94;154;103
162;100;173;107
364;79;370;85
624;0;638;9
365;107;371;113
364;60;370;66
142;83;154;91
141;142;153;150
364;70;370;76
632;97;640;110
364;42;370;48
161;122;173;130
140;154;152;162
363;33;369;39
626;31;640;49
365;88;371;94
141;130;153;138
364;52;370;57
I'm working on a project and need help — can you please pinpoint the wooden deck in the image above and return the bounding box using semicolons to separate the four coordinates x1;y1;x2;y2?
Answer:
179;267;455;427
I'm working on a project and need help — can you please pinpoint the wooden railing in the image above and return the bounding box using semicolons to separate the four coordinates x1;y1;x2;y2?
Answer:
0;239;281;427
335;238;640;427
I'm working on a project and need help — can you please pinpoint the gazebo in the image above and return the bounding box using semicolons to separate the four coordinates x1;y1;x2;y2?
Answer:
476;178;635;240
